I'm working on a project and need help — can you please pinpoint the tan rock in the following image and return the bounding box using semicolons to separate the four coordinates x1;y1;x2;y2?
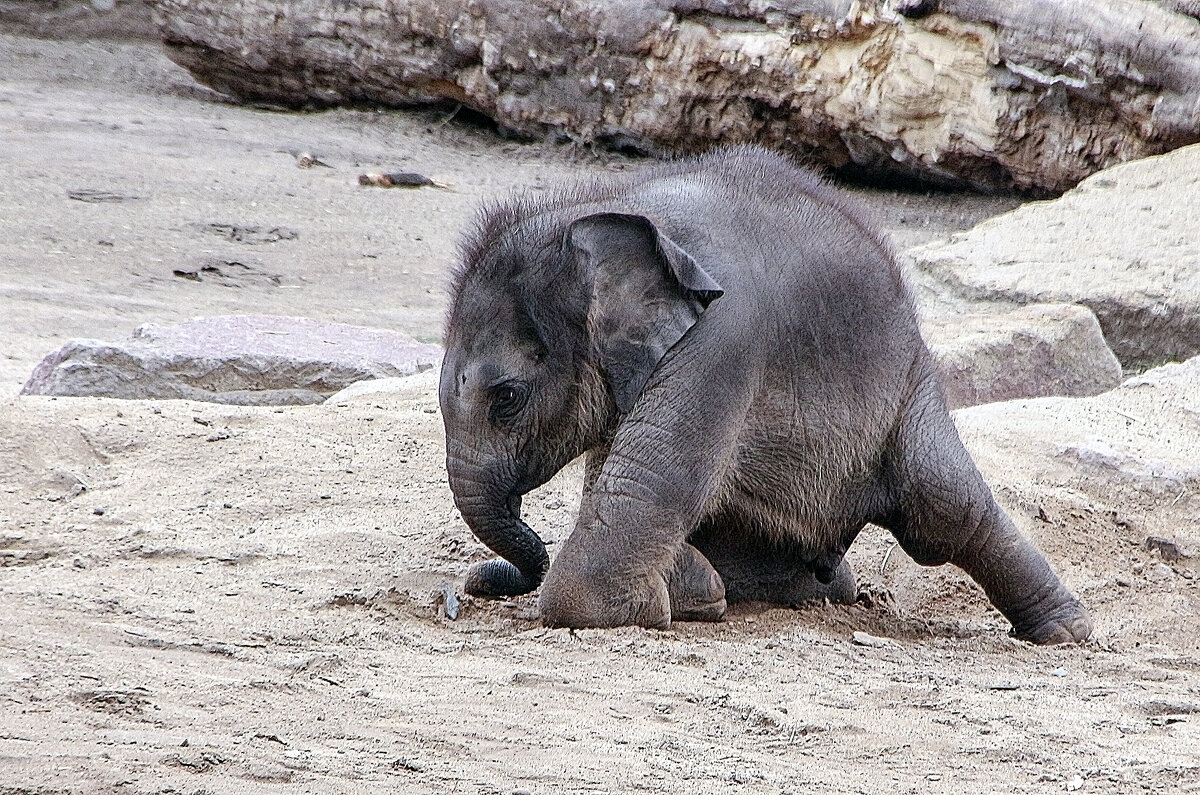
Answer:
924;303;1122;408
912;144;1200;370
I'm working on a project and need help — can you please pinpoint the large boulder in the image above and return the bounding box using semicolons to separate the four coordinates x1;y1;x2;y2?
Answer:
143;0;1200;192
20;315;442;405
923;303;1122;409
0;0;156;40
911;144;1200;370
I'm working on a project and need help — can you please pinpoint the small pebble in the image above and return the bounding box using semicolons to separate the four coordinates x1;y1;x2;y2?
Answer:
1147;563;1175;582
1053;667;1068;677
441;582;460;621
852;631;893;648
1066;774;1084;791
1144;535;1186;563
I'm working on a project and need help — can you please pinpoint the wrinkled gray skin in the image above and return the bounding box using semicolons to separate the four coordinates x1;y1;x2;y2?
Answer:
439;147;1092;644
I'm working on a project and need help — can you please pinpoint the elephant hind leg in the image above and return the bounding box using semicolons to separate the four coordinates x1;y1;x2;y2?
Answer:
667;543;727;622
687;521;858;607
885;375;1092;645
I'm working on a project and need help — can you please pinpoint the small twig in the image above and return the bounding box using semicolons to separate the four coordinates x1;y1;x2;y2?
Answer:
434;102;464;126
880;542;898;575
1111;407;1143;424
1172;488;1187;506
358;171;452;190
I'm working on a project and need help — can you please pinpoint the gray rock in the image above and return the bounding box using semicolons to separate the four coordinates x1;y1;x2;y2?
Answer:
0;0;157;40
924;303;1122;409
911;145;1200;371
1147;563;1176;582
20;315;442;405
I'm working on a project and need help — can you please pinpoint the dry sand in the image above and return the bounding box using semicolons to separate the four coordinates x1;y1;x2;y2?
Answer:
1;26;1196;795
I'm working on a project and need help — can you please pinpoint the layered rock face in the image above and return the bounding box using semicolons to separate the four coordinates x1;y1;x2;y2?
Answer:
144;0;1200;192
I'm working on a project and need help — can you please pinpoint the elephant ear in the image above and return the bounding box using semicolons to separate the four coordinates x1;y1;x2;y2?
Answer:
566;212;724;413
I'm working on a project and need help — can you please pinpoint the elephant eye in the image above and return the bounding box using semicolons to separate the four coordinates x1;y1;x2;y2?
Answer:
489;382;529;423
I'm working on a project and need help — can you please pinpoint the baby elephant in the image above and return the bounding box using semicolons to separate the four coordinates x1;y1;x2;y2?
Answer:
438;146;1092;645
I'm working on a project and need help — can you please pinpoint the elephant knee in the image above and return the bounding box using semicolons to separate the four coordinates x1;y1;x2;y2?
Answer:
894;492;999;568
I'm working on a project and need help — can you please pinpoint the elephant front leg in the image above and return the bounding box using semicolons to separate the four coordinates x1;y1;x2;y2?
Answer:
539;437;738;627
537;350;752;629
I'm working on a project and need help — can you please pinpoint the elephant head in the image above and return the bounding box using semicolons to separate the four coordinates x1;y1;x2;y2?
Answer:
439;209;724;598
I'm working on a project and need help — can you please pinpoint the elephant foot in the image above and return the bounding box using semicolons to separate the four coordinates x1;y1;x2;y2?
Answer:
538;543;725;629
538;544;724;629
770;556;857;606
538;564;673;630
667;543;727;622
1008;600;1093;645
715;555;857;607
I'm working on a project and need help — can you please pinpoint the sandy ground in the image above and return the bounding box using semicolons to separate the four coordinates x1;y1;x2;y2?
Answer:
1;25;1197;795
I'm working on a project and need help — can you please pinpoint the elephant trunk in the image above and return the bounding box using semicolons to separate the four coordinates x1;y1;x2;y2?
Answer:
449;468;549;598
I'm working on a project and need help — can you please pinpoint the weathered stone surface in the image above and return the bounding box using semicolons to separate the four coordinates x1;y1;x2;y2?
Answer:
923;303;1122;409
143;0;1200;193
955;355;1200;559
326;368;442;406
912;143;1195;369
20;316;442;405
911;144;1200;370
0;0;156;40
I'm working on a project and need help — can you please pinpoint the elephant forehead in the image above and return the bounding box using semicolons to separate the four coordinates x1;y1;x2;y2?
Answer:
451;283;521;331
